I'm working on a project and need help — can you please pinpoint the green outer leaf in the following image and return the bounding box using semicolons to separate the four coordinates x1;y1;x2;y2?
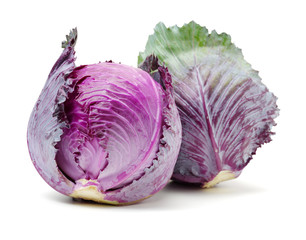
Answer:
138;21;258;81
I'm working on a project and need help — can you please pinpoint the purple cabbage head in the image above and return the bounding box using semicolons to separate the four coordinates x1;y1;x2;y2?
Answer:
138;22;279;188
27;29;182;204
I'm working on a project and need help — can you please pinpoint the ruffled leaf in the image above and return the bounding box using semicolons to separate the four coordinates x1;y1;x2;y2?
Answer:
139;54;173;91
61;28;77;48
27;29;77;194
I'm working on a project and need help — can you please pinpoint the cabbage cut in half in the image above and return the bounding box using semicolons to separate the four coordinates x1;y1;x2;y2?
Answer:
27;29;182;204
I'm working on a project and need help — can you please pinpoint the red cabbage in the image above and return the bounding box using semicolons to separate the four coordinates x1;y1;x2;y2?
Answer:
138;22;279;187
27;29;182;204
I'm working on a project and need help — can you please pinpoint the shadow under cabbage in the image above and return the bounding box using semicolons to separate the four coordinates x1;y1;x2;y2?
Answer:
43;180;266;209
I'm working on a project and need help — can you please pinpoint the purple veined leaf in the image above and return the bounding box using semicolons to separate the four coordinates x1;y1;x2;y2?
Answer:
138;21;279;188
27;29;182;204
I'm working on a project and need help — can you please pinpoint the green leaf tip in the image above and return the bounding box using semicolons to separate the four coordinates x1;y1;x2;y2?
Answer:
138;21;243;66
138;21;260;87
62;28;78;49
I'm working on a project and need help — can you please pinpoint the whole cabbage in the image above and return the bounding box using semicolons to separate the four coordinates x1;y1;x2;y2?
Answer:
139;22;279;187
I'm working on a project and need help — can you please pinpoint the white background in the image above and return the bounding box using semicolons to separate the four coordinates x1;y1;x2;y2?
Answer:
1;0;305;239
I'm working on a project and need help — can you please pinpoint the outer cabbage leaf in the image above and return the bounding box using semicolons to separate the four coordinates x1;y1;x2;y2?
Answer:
138;22;279;187
27;29;77;195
